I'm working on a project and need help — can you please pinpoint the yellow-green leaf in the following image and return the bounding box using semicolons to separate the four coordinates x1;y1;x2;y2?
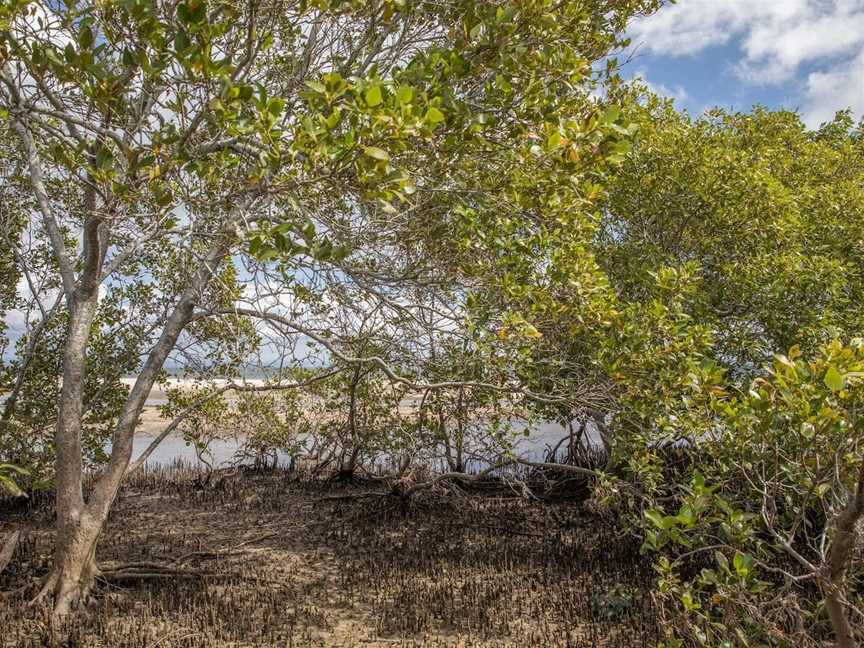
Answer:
363;146;389;161
365;86;382;107
425;107;445;124
824;366;844;392
396;85;413;104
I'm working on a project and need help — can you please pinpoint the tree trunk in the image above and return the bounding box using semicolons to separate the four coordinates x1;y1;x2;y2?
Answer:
50;512;102;617
49;294;100;614
13;117;108;618
824;466;864;648
44;244;227;617
343;364;361;476
454;386;464;473
0;530;20;577
11;109;251;620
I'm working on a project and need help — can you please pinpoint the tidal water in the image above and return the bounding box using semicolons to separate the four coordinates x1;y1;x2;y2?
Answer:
2;390;602;469
131;418;602;470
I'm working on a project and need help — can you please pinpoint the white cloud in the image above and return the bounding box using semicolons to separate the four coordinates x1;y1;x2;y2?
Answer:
628;0;864;124
630;0;864;80
736;2;864;84
802;48;864;125
629;0;810;61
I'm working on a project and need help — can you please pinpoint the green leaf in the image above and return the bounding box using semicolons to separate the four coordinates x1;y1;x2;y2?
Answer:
680;591;700;611
363;146;389;161
302;221;316;242
396;85;414;104
644;510;664;529
732;551;753;577
824;365;844;392
0;464;29;476
0;474;25;497
266;98;285;117
365;85;382;107
378;198;398;214
424;107;445;124
305;80;326;94
78;25;94;49
602;105;621;123
95;146;114;170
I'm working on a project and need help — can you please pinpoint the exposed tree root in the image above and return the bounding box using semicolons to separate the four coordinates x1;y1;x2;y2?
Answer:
96;562;285;586
13;529;290;611
95;529;300;586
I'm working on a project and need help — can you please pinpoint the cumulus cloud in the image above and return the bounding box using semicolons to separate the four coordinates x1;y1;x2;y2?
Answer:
630;1;811;62
628;0;864;125
802;48;864;126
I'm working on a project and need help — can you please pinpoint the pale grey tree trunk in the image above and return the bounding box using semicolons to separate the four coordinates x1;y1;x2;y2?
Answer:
7;43;259;614
47;242;229;616
0;530;21;577
12;115;109;615
50;294;101;615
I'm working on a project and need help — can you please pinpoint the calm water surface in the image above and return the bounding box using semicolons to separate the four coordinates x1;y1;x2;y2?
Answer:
1;391;601;469
131;419;602;469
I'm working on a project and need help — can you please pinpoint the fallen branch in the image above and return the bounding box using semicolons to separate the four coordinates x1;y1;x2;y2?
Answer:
396;458;604;499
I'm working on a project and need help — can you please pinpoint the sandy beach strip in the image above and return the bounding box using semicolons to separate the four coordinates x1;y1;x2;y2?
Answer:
121;376;271;405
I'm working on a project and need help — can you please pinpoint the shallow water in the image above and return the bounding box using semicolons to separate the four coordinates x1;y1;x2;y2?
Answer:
130;419;602;469
129;434;273;468
2;390;602;469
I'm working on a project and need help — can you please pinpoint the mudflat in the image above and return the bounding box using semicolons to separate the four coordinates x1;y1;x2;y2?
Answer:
0;464;659;648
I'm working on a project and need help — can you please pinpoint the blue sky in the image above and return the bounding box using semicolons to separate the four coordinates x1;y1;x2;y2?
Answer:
623;0;864;127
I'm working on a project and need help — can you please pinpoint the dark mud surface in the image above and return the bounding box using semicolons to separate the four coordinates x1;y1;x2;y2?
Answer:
0;464;659;647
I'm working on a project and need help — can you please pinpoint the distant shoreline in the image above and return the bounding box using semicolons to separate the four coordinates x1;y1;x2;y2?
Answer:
121;376;270;407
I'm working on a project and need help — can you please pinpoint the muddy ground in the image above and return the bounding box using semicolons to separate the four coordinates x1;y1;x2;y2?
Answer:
0;464;659;647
